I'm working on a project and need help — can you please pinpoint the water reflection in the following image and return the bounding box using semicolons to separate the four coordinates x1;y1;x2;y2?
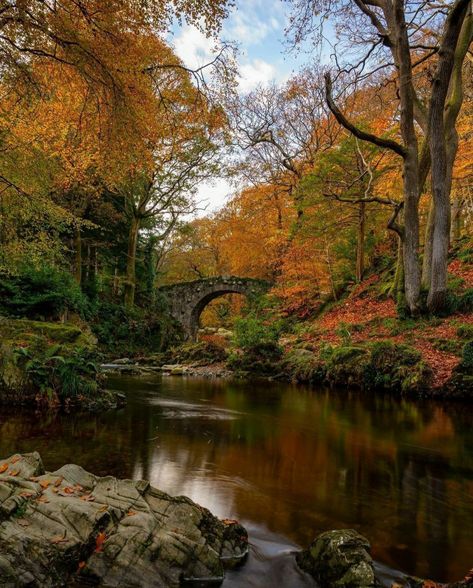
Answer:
0;375;472;584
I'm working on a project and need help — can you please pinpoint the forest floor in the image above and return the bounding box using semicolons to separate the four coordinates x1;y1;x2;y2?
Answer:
287;255;473;389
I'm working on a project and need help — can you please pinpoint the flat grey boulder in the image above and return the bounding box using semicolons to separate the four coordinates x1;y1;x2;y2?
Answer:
296;529;378;587
0;453;248;587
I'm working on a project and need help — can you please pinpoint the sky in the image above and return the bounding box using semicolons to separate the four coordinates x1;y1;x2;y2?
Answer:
170;0;308;214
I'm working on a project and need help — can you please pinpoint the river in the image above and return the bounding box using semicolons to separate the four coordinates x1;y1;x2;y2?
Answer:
0;374;472;586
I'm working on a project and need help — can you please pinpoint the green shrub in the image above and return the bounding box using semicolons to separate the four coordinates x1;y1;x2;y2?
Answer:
14;340;100;404
462;341;473;370
0;265;88;320
90;300;180;356
233;315;282;349
457;324;473;340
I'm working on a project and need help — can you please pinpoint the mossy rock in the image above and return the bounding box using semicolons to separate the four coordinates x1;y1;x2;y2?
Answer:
0;318;111;409
282;348;325;383
296;529;379;587
446;341;473;398
363;341;432;394
228;342;283;377
325;346;370;388
161;341;227;366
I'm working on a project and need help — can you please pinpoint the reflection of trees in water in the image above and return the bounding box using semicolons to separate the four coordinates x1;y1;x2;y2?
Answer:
0;380;472;582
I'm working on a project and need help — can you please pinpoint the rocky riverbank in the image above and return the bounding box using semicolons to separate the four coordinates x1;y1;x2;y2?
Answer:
103;335;473;398
1;453;471;588
0;453;247;587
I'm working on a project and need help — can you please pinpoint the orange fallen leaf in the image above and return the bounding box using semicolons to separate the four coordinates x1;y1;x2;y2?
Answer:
9;470;19;477
0;464;9;473
126;510;137;517
40;480;50;489
19;492;34;498
54;477;63;487
36;496;49;503
80;494;95;502
63;487;75;494
94;532;107;553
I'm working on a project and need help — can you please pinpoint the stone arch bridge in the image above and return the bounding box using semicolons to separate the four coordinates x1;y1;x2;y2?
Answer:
159;276;272;340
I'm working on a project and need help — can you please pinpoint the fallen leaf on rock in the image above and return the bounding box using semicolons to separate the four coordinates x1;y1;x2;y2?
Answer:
95;532;107;553
51;533;68;545
36;496;49;503
40;480;50;489
19;492;34;498
63;486;75;494
222;519;238;525
0;463;8;473
9;469;19;476
54;478;62;487
126;510;137;517
80;494;95;502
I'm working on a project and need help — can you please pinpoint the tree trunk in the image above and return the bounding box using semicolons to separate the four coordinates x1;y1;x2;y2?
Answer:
427;0;471;312
402;161;421;315
421;200;435;289
324;238;337;301
112;259;119;297
355;201;366;283
73;226;82;285
390;237;404;300
124;216;140;308
394;0;421;315
450;190;463;244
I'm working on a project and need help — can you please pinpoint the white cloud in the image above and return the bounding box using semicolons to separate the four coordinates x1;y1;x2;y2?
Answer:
238;59;276;92
173;25;216;69
225;11;270;46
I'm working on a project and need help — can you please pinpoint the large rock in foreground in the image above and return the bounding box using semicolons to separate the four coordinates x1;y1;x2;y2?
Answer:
0;453;248;587
296;529;378;587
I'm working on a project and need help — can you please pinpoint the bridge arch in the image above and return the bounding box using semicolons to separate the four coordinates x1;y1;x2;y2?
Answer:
159;276;271;340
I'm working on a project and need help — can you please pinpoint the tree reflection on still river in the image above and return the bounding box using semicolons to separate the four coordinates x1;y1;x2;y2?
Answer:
0;375;472;584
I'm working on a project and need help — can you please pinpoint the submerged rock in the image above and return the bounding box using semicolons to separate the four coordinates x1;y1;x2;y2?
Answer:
296;529;378;587
0;453;248;587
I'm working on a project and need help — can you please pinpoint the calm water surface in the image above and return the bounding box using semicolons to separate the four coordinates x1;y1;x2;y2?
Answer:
0;375;472;586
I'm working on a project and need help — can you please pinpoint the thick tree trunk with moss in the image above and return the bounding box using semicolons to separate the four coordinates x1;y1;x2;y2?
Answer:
426;1;471;312
124;216;141;309
421;201;434;289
